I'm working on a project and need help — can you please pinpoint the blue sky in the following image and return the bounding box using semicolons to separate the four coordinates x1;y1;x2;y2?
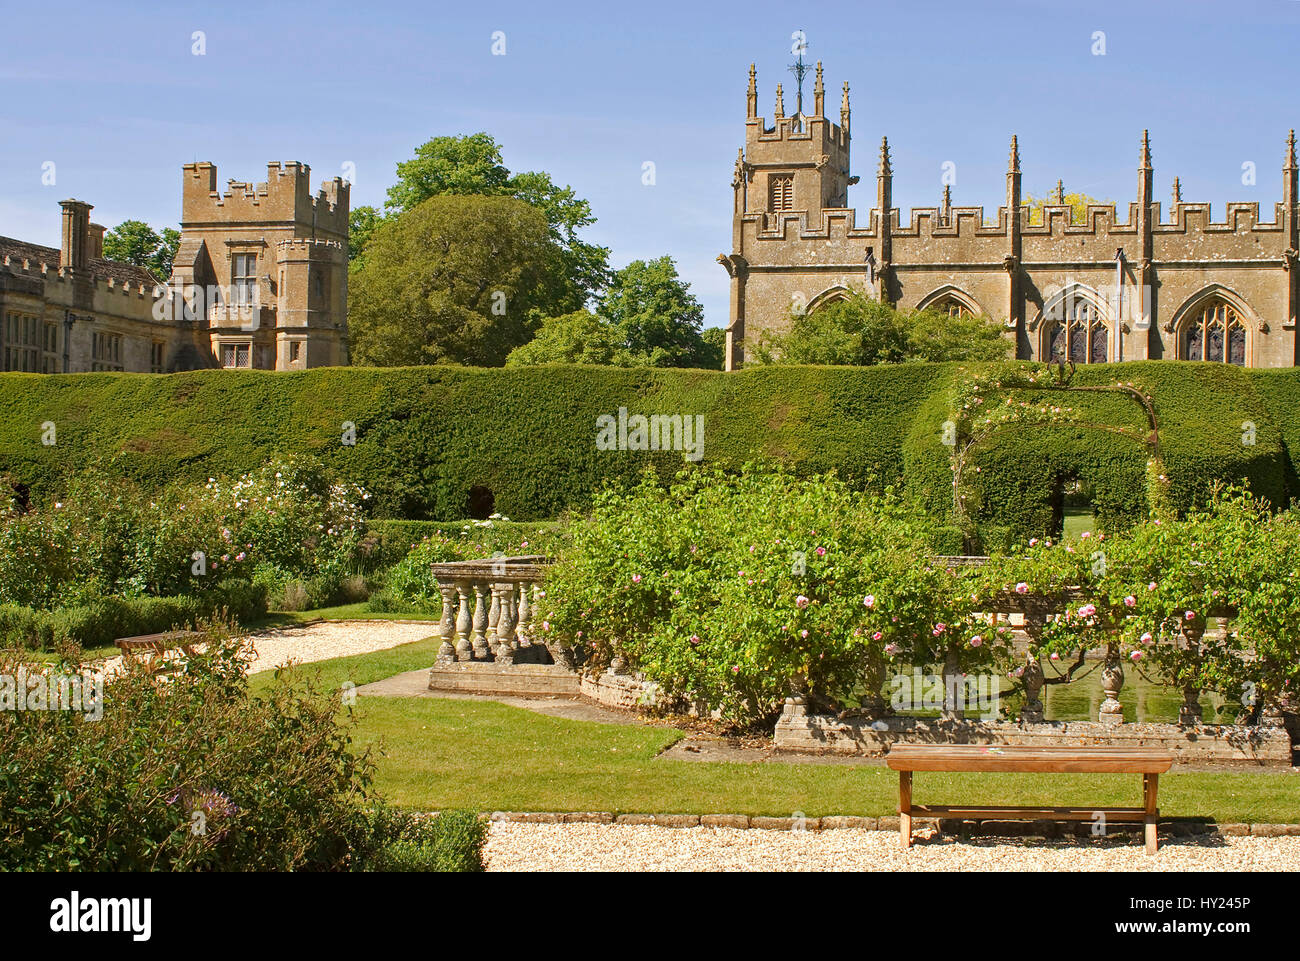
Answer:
4;0;1300;327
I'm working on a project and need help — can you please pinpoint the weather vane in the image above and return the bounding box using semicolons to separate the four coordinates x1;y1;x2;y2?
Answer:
788;30;809;117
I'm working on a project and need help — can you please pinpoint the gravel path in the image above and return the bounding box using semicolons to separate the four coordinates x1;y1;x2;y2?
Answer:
97;619;437;677
484;823;1300;872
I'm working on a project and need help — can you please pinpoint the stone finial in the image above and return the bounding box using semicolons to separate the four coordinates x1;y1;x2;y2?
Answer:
813;61;825;115
878;136;892;177
941;184;952;224
1171;176;1182;204
775;82;785;119
1140;129;1152;168
1287;129;1297;169
840;81;850;133
1054;179;1065;204
1009;135;1020;172
747;63;757;118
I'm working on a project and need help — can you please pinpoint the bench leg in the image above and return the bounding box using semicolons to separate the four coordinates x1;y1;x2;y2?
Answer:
1144;773;1159;855
899;770;912;849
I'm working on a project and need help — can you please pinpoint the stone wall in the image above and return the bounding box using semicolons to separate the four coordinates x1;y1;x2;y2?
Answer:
773;697;1293;766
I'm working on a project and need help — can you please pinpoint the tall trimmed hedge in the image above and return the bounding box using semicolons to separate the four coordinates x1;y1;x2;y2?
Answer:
0;363;1295;536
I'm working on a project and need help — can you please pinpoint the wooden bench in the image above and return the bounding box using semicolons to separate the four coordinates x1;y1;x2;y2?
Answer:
113;631;203;676
886;744;1175;855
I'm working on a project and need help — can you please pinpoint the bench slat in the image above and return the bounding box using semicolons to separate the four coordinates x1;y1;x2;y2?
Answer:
886;745;1173;774
910;805;1149;821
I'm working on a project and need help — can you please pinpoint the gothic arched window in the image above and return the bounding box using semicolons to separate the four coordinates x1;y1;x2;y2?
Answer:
1184;300;1246;366
1047;296;1108;364
930;296;972;319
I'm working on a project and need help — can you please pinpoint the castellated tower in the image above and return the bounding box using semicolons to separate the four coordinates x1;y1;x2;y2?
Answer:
719;62;855;370
721;59;1300;371
168;161;350;370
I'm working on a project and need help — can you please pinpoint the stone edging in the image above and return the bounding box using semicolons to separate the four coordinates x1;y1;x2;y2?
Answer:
485;812;1300;837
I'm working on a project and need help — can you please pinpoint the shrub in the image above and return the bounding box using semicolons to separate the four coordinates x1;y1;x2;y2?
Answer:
0;622;377;870
0;580;266;652
357;808;488;873
535;466;1001;724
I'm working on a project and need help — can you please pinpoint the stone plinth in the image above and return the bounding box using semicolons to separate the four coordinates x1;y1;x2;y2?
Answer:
428;661;580;698
773;699;1293;767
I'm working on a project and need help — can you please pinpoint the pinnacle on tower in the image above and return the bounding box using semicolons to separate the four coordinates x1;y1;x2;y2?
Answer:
747;63;757;118
775;82;785;119
941;184;952;224
1009;135;1020;172
1287;129;1297;169
813;60;824;115
1054;179;1065;204
1140;129;1152;168
879;136;892;177
1171;176;1182;204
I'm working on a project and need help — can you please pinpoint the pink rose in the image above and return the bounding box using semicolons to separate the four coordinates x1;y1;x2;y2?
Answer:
970;636;982;647
632;574;641;584
1015;582;1029;594
795;595;810;609
864;595;875;608
1124;596;1136;608
1130;650;1142;661
872;631;883;641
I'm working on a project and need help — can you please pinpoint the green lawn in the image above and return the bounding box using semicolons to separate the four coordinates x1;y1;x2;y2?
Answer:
265;640;1300;823
247;602;438;629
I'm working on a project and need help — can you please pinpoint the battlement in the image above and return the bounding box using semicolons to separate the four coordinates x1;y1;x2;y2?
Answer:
275;237;346;261
180;161;349;237
2;255;159;295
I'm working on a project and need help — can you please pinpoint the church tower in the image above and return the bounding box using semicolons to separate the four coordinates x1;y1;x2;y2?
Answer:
720;61;853;369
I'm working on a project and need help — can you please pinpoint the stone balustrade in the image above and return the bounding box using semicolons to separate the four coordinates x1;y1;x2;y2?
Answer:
429;553;1270;730
429;556;570;668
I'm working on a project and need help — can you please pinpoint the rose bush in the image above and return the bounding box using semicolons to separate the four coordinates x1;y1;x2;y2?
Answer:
535;466;1002;724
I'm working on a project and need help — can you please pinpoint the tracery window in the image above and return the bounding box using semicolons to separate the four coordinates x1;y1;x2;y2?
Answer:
1047;296;1108;364
930;296;972;319
1184;300;1246;366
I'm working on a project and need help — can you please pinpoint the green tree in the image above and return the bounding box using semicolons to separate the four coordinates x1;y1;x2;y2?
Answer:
599;256;712;368
506;256;719;369
348;195;559;367
752;289;1010;366
1023;191;1109;226
347;206;383;266
372;132;610;312
102;221;180;281
505;310;619;366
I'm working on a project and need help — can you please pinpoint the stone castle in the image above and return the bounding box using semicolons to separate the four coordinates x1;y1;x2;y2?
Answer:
719;62;1300;371
0;162;349;373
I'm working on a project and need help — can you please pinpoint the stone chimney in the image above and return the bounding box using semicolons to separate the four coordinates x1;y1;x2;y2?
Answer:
88;222;105;261
59;199;93;271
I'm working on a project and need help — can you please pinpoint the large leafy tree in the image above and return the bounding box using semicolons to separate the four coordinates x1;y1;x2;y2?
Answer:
1023;190;1108;226
353;132;610;314
506;256;720;369
348;195;559;367
752;289;1010;366
598;256;713;368
101;220;180;281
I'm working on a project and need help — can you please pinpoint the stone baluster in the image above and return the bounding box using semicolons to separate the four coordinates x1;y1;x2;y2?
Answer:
485;583;501;658
1099;642;1125;725
516;580;532;646
454;580;474;662
470;581;491;659
495;583;518;664
1020;610;1046;723
1178;617;1206;727
436;583;458;663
